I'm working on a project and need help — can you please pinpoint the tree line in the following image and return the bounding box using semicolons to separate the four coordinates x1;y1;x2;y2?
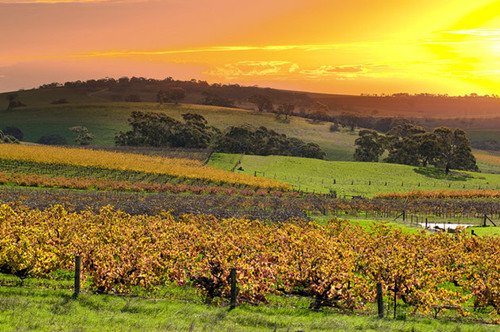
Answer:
354;123;477;173
115;111;326;159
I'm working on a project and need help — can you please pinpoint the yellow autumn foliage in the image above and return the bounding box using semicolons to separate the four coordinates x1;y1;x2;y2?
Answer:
0;144;289;189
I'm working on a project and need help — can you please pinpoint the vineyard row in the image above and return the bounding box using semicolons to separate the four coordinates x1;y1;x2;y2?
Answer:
1;204;500;319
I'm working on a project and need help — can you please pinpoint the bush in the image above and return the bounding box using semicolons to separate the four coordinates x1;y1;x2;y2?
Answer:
3;127;23;141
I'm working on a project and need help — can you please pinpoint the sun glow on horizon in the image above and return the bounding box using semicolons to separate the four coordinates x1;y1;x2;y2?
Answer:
0;0;499;95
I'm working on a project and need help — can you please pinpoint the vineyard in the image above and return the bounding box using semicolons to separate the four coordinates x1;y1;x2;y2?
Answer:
0;187;499;226
0;170;293;198
0;144;289;190
2;204;500;322
1;144;500;328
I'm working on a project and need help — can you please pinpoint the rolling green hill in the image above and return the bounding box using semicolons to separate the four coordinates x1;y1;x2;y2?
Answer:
208;153;500;197
2;84;500;167
0;102;356;161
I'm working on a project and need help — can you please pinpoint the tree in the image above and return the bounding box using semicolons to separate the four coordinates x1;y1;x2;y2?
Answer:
416;132;441;167
386;123;426;138
338;112;360;131
201;92;235;108
380;124;478;172
115;111;218;149
385;124;428;165
166;87;185;104
157;88;186;105
6;93;26;110
249;95;273;113
213;124;325;159
277;103;295;120
353;130;384;162
69;126;95;145
433;127;477;173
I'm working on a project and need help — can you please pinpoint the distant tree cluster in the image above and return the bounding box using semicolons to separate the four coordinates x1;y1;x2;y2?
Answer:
354;124;478;173
157;88;185;105
115;111;220;149
201;92;235;108
115;111;326;159
213;124;325;159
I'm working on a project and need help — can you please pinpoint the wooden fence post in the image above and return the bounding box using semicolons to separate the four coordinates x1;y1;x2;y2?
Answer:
376;282;384;318
74;255;81;298
393;281;397;319
230;268;237;310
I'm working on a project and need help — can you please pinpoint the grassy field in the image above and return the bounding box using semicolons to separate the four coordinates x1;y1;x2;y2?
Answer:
209;153;500;196
0;102;356;161
0;283;498;331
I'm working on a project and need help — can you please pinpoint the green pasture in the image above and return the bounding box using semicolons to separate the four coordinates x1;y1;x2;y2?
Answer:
209;153;500;197
0;102;355;160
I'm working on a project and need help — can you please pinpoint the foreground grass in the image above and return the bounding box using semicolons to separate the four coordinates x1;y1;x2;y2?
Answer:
0;286;497;331
209;153;500;196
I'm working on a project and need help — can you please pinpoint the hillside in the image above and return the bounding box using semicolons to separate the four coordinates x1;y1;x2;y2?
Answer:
2;80;500;123
209;153;500;197
0;102;356;161
2;81;500;166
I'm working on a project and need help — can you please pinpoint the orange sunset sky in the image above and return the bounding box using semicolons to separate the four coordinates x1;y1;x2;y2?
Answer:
1;0;499;95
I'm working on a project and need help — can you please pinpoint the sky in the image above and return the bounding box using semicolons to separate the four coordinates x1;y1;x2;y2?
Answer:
1;0;499;95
